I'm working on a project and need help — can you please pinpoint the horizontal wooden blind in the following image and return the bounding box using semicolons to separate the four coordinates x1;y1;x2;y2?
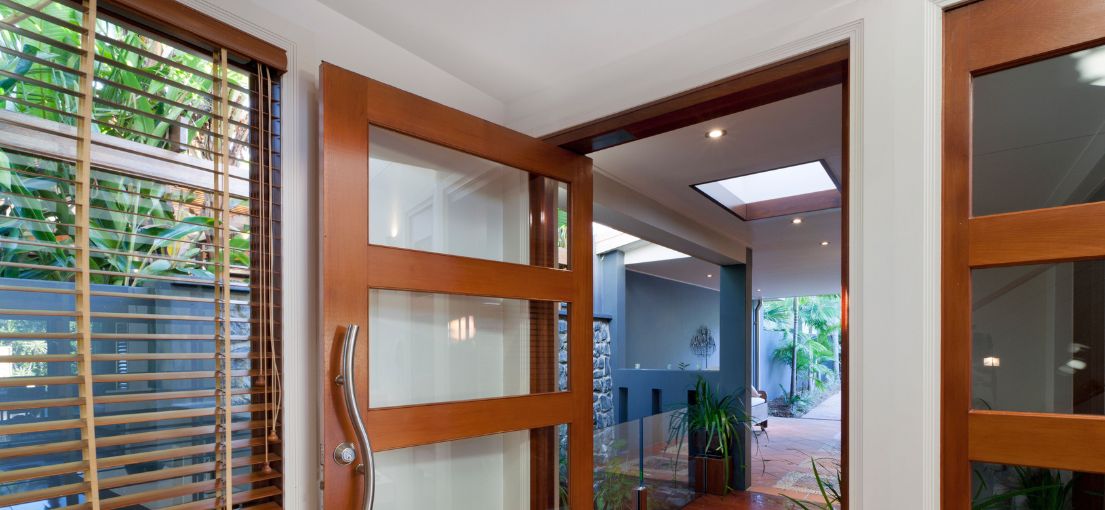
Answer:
0;0;283;508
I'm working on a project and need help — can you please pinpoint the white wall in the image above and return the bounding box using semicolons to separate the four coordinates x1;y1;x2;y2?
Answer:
181;0;947;508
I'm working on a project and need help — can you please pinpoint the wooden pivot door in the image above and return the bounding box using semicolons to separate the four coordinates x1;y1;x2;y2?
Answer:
944;0;1105;507
319;63;593;510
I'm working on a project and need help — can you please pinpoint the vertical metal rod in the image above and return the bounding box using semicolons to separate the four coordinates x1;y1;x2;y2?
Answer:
638;417;645;486
338;324;374;510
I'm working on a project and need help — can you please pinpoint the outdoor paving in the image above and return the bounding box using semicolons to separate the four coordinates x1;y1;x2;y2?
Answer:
747;392;842;505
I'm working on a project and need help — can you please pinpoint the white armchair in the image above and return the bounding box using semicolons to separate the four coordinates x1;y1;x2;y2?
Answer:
750;385;768;431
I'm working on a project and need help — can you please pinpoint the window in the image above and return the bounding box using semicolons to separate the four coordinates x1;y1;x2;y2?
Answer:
0;1;284;508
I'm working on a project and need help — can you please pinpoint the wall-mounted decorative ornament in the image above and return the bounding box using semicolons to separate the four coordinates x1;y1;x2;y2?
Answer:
690;325;716;368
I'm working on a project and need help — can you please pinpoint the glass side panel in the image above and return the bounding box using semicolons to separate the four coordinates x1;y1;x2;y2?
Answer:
368;290;568;408
973;45;1105;216
972;261;1105;413
374;425;569;510
368;126;569;268
593;408;696;510
972;462;1104;509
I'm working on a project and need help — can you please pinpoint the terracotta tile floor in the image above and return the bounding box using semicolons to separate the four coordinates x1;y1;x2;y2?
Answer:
683;491;796;509
747;394;841;505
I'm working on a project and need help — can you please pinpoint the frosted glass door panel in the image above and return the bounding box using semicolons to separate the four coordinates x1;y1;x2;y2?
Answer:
368;289;567;408
373;426;569;510
369;125;569;265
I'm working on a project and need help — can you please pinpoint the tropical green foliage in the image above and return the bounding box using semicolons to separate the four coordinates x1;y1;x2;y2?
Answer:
972;465;1077;510
765;294;841;396
667;376;754;495
0;2;254;286
0;0;250;155
592;438;637;510
0;148;249;285
0;319;53;377
777;383;814;415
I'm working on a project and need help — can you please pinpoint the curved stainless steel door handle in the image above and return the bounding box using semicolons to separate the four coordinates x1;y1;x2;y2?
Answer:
336;324;374;510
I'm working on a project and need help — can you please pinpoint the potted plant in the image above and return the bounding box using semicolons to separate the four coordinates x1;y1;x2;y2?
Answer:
668;376;753;496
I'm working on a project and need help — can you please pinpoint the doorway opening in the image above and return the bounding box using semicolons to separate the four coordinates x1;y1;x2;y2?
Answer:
545;43;850;509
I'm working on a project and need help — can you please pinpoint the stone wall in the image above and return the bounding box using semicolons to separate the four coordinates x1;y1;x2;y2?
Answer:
552;315;614;428
558;316;614;427
558;316;616;484
592;318;614;429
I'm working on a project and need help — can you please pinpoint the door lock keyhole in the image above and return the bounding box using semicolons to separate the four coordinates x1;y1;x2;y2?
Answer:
334;442;357;465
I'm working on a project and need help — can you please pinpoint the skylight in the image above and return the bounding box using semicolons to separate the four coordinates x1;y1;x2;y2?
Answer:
593;222;639;254
693;160;840;221
717;161;835;203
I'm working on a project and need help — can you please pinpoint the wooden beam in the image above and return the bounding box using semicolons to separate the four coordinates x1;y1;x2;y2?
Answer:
542;44;848;153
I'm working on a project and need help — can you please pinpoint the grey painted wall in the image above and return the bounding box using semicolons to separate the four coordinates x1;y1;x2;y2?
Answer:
624;270;720;370
757;329;791;397
596;251;627;371
613;368;721;423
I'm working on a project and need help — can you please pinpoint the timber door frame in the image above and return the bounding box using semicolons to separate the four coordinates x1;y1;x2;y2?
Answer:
942;0;1105;507
542;43;850;505
318;63;593;508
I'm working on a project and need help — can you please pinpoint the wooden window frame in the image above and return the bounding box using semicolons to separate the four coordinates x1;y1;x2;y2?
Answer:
942;0;1105;507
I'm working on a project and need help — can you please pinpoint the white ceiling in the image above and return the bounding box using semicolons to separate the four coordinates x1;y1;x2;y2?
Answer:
619;206;840;299
591;85;843;299
315;0;769;102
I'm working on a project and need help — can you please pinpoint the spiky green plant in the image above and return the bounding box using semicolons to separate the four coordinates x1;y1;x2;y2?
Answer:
970;465;1072;510
666;376;754;495
784;458;842;509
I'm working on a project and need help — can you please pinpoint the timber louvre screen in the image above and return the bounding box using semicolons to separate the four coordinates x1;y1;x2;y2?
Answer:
0;0;284;508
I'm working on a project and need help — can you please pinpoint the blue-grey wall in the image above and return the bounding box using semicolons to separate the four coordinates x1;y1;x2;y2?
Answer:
757;328;791;398
720;262;752;490
624;270;720;370
608;266;748;423
613;368;721;423
595;252;627;371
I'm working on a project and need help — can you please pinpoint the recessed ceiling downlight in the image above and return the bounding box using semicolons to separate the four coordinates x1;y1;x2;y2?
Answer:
706;129;726;139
